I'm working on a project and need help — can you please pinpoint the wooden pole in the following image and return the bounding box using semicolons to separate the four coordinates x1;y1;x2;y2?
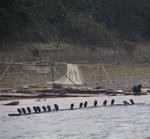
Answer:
0;65;10;81
102;65;112;83
56;68;79;87
51;61;55;88
100;65;103;83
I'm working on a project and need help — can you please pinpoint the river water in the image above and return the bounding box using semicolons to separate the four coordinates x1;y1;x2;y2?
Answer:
0;95;150;139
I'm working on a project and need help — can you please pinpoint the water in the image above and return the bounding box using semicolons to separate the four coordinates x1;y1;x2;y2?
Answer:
56;64;83;85
1;95;150;139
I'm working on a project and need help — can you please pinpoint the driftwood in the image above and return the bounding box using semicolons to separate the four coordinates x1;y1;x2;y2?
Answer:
4;101;19;106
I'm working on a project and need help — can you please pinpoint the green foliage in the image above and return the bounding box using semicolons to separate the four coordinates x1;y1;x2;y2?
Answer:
93;0;150;40
0;0;150;46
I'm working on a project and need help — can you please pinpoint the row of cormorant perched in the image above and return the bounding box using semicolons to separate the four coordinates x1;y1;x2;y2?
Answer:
8;99;135;116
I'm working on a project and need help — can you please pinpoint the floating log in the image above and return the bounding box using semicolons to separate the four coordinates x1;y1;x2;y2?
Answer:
8;103;145;117
4;101;19;106
8;100;146;117
123;101;130;105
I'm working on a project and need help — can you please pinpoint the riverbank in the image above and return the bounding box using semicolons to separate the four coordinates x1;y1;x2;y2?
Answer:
0;42;150;90
0;63;150;89
0;86;149;102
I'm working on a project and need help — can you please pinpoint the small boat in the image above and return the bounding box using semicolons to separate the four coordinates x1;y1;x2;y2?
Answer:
4;101;19;106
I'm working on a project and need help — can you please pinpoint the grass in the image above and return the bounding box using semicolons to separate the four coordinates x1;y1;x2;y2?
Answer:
31;42;75;51
0;41;78;52
0;41;150;64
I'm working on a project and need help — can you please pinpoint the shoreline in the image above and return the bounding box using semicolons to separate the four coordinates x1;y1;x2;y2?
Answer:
0;93;105;101
0;87;149;101
1;93;148;102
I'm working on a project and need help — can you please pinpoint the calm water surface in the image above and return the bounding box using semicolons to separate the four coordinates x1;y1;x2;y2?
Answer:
0;96;150;139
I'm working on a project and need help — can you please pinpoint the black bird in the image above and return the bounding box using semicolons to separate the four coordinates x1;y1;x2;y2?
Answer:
36;106;41;112
47;105;51;111
130;99;135;105
42;106;47;112
17;108;22;114
54;104;59;111
79;103;83;108
26;107;31;113
94;100;98;107
70;103;74;110
22;108;26;114
103;100;107;106
33;106;38;113
111;99;115;105
84;101;88;108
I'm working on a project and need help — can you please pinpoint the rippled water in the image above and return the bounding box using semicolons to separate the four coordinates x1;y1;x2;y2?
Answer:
1;96;150;139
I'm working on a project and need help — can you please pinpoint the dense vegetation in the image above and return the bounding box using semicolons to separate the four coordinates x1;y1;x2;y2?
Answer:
0;0;150;47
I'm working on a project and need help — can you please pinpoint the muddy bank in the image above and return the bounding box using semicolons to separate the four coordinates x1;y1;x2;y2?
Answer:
0;42;150;89
0;63;150;89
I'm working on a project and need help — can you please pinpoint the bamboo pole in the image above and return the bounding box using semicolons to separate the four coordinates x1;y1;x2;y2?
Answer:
0;65;10;81
102;65;112;83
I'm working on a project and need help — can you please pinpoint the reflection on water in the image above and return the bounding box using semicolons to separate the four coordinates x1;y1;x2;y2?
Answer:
1;96;150;139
